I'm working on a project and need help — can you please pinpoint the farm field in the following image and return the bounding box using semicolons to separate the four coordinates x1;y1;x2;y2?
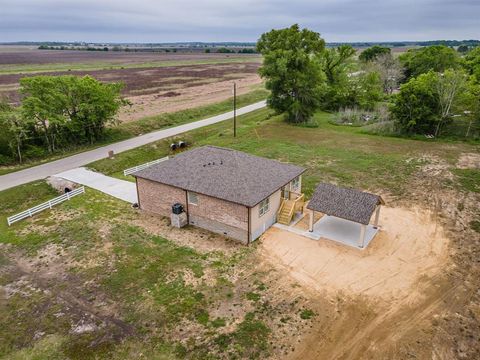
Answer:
0;47;263;122
1;108;479;359
0;46;266;174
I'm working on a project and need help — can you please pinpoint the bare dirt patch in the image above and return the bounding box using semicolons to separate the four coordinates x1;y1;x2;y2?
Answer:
131;212;242;254
260;206;450;302
457;152;480;169
119;73;262;122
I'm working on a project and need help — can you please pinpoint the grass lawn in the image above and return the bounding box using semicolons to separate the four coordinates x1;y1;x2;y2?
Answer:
0;88;268;176
0;181;313;359
90;107;479;197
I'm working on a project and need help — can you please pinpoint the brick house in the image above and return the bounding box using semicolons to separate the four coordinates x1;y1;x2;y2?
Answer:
133;146;306;244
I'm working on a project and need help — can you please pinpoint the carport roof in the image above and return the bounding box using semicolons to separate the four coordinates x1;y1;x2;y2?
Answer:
306;183;384;225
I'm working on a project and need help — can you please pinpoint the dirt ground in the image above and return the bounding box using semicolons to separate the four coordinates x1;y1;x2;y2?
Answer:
119;73;262;122
0;62;261;105
261;206;450;302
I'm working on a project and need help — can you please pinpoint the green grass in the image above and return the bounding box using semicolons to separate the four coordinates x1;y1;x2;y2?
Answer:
0;88;268;175
0;185;276;359
452;169;480;193
90;105;479;199
299;309;316;320
0;56;261;75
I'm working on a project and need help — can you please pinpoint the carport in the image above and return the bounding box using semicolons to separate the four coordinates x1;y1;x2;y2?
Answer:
306;183;384;248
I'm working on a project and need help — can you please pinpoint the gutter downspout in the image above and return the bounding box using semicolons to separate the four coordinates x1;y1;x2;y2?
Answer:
185;190;189;224
135;177;141;209
247;206;251;245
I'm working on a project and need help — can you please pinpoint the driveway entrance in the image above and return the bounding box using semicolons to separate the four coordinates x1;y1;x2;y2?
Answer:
54;167;138;203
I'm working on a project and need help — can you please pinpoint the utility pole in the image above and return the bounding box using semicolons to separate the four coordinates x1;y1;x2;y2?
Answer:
233;82;237;137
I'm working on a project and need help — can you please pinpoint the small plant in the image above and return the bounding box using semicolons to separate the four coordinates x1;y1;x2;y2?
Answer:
299;309;316;320
246;292;261;301
211;317;226;328
195;309;210;326
470;220;480;233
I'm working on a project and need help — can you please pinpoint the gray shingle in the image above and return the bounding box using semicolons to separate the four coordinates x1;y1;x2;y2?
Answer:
133;146;305;207
306;183;384;225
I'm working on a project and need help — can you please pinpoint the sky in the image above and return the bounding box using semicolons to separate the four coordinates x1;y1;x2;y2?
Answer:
1;0;479;43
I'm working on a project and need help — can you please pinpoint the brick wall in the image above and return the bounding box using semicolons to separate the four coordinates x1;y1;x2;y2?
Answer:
188;192;248;230
136;178;249;243
188;192;249;243
137;178;186;217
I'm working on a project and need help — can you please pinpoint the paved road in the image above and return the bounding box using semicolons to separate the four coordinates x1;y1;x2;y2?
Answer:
55;167;138;203
0;100;266;191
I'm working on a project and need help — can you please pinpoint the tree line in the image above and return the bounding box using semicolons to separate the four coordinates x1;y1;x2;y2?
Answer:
0;76;127;164
256;25;480;138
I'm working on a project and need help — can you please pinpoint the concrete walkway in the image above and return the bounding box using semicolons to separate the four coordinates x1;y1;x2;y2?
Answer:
274;215;379;250
0;100;266;191
55;168;138;203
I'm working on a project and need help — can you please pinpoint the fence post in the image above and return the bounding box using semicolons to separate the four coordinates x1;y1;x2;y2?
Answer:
49;200;52;209
28;209;32;217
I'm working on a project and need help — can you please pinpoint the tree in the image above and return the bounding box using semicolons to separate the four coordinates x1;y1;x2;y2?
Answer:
20;76;67;153
399;45;460;79
391;70;469;136
464;46;480;84
322;45;356;85
433;69;468;136
349;71;384;110
20;75;127;152
58;76;127;144
257;24;325;123
359;45;391;62
457;45;470;53
0;101;27;163
372;53;403;94
391;72;439;134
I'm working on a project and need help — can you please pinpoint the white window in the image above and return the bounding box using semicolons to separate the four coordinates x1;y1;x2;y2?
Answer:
259;197;270;217
188;192;198;205
291;176;300;191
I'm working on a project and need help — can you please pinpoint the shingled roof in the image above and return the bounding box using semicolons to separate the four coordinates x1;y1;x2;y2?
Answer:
307;183;384;225
133;146;305;207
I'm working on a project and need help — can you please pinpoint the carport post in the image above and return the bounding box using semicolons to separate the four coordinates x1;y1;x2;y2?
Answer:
373;205;381;229
309;210;314;232
358;224;366;248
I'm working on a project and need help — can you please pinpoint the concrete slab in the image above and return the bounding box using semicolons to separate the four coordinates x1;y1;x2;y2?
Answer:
54;167;138;204
274;215;379;249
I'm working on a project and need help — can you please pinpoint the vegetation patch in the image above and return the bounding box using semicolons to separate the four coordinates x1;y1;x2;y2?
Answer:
452;168;480;193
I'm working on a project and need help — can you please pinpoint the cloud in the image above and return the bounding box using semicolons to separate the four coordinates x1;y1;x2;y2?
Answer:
0;0;479;42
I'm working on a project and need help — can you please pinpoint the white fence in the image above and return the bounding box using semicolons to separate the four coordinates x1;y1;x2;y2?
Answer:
7;187;85;226
123;156;169;176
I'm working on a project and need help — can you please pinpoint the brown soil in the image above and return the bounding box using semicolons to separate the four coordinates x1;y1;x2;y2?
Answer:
261;206;450;302
119;73;262;122
254;153;480;360
457;152;480;169
1;243;135;342
131;212;242;255
0;62;261;104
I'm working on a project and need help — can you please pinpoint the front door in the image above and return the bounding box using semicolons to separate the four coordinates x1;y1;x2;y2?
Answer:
282;186;290;200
